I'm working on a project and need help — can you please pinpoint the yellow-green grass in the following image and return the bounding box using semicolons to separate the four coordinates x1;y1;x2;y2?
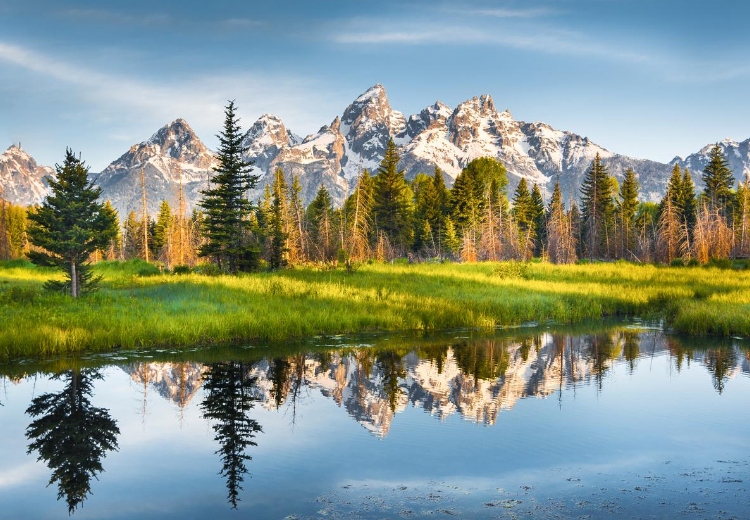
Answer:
1;259;749;359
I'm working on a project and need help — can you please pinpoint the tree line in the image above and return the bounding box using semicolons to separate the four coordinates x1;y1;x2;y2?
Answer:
3;101;749;296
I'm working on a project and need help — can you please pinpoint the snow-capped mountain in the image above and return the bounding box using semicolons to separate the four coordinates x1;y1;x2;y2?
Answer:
0;144;53;206
95;119;217;218
243;84;676;206
6;84;750;214
673;137;750;187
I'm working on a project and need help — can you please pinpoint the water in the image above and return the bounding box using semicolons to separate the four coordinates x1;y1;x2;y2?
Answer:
0;326;749;519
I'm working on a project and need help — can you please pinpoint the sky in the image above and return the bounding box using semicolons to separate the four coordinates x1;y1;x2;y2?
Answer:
2;0;750;172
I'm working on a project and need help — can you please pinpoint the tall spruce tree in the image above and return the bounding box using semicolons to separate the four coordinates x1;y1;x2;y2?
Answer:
372;139;413;252
618;168;640;258
530;183;546;256
307;185;335;261
27;149;118;297
681;168;698;241
199;101;259;273
579;153;614;259
701;144;735;217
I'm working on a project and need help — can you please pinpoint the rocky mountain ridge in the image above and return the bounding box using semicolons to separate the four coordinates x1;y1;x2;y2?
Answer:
0;144;54;206
4;85;750;215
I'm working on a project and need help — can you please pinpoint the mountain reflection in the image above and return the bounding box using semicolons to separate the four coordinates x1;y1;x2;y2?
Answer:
25;369;119;514
123;331;750;439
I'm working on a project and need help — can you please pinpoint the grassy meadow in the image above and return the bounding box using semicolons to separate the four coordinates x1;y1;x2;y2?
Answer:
1;258;749;360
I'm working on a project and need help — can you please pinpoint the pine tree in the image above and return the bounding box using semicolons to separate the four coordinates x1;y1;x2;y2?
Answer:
512;178;533;235
372;139;413;253
199;101;259;273
579;153;615;259
307;185;335;261
530;183;546;256
702;145;735;217
153;200;173;262
681;168;698;242
618;168;639;258
27;149;118;297
288;175;307;262
268;169;289;269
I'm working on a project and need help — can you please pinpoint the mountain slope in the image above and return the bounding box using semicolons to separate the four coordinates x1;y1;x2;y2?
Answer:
96;119;217;218
0;145;53;206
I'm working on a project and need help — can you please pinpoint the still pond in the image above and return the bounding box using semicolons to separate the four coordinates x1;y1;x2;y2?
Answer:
0;324;748;519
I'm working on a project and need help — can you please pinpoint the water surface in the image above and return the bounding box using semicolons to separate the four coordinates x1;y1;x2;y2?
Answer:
0;326;748;519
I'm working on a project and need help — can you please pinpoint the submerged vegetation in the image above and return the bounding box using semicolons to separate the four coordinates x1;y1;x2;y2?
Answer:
1;258;749;360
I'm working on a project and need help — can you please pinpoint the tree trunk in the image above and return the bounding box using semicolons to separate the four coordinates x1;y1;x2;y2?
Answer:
70;261;78;298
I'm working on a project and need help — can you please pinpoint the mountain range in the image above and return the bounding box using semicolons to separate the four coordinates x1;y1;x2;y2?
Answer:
3;84;750;217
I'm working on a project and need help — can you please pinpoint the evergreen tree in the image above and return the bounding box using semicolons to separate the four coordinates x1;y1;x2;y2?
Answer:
101;201;121;260
27;149;118;297
579;153;615;259
413;166;451;256
307;185;335;261
450;157;508;233
26;369;119;514
268;169;289;269
701;144;735;218
618;168;639;258
199;101;259;273
372;139;413;252
152;200;173;258
287;175;307;263
681;168;698;241
531;183;546;256
512;178;534;236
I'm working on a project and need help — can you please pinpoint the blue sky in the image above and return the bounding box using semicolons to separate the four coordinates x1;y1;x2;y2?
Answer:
2;0;749;171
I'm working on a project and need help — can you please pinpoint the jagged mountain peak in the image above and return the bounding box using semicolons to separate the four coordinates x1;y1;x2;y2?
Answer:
0;144;53;206
143;118;207;160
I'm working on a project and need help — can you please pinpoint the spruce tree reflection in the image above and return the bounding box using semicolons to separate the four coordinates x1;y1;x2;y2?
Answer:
704;348;737;394
622;331;640;374
200;362;262;508
25;369;119;515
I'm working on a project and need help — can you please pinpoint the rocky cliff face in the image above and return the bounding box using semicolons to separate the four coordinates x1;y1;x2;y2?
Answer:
95;119;217;218
0;145;53;206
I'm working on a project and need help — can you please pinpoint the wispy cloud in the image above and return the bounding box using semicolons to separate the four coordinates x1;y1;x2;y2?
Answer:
0;41;339;163
62;8;173;27
469;7;557;18
331;22;649;63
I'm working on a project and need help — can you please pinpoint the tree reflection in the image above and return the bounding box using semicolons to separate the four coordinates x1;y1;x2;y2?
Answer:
200;362;262;508
704;348;737;394
25;369;119;515
622;332;640;374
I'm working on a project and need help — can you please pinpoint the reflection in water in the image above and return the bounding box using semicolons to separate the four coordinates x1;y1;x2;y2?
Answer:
25;369;119;514
200;362;263;508
119;332;750;441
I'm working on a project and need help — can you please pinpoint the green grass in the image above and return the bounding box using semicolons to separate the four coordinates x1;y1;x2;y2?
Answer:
1;259;749;360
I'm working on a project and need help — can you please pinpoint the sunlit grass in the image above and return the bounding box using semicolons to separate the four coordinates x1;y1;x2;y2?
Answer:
1;259;749;359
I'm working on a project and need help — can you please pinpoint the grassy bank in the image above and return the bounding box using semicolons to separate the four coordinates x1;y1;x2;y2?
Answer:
1;259;749;359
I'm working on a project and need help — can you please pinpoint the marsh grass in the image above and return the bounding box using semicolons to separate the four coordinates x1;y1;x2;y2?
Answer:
1;259;749;359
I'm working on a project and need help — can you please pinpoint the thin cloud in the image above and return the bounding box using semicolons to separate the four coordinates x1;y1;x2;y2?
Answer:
330;23;648;63
470;8;557;18
0;41;338;145
62;8;172;26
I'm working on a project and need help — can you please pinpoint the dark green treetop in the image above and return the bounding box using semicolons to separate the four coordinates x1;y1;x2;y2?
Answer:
199;101;259;273
27;149;118;297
